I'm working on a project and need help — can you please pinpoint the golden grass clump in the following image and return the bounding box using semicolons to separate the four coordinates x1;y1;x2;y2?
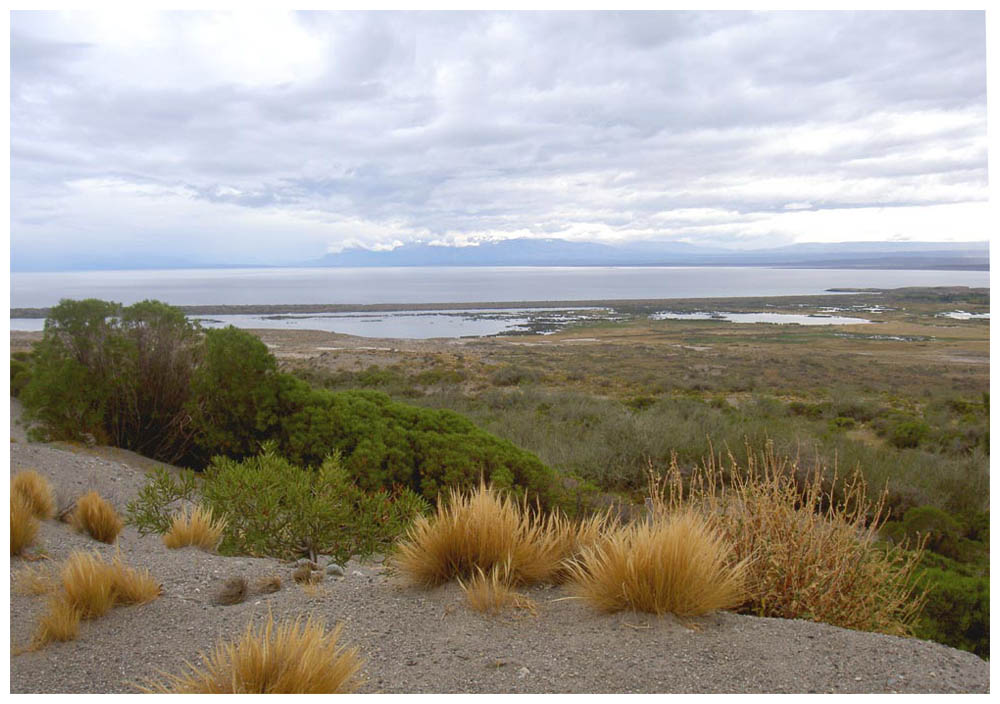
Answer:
12;470;56;519
140;612;363;694
163;504;227;551
69;491;124;544
11;493;39;556
59;550;161;619
648;443;927;636
459;561;538;616
394;481;603;588
32;596;82;647
567;508;746;617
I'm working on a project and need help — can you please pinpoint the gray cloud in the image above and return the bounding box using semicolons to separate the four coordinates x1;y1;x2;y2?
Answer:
9;10;989;268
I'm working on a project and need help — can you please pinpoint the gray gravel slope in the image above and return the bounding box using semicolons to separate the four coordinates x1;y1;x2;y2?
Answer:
8;436;989;694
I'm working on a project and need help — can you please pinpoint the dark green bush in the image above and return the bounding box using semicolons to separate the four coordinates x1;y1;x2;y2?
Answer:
21;299;201;462
185;326;283;463
914;566;989;659
10;353;32;398
125;467;203;536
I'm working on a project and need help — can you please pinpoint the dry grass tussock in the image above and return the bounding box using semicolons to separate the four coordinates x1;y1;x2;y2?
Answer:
394;481;612;588
11;493;39;556
648;443;927;636
567;508;746;617
69;491;124;544
139;611;363;693
59;550;161;619
28;551;161;650
33;596;82;647
459;561;538;616
163;504;227;551
12;470;56;519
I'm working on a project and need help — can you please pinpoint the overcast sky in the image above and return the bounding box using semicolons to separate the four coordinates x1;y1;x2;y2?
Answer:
9;10;989;268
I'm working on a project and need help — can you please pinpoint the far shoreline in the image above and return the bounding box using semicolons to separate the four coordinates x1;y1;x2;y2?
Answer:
8;286;989;320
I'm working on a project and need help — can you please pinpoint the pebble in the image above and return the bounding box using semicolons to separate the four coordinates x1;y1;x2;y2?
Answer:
517;667;531;680
327;563;346;577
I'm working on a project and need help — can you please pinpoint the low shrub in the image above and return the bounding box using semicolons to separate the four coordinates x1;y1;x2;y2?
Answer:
11;493;39;556
648;445;926;636
12;470;56;520
200;447;429;564
566;509;746;617
10;352;33;398
163;505;227;552
913;566;989;659
140;612;363;693
125;467;202;536
70;491;124;544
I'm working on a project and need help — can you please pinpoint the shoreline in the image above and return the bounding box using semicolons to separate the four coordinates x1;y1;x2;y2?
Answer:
9;286;989;319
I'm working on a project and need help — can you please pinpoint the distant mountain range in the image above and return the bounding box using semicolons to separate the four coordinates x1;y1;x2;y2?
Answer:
310;238;989;270
10;238;989;272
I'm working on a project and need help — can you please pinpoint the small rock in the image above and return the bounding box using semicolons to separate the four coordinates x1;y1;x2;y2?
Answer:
517;667;531;680
352;570;365;577
327;563;346;577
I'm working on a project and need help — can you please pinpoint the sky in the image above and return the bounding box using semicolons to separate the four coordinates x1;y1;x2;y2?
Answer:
8;10;991;269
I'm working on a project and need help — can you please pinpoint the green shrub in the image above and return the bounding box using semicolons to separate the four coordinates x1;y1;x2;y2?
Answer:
185;327;283;463
887;418;931;449
914;567;989;659
200;447;429;564
10;353;32;398
125;467;203;536
21;299;201;463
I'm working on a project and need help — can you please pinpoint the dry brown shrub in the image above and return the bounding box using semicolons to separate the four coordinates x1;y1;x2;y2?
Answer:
163;504;226;551
648;443;926;636
108;554;162;605
567;508;746;617
139;611;363;693
11;493;39;556
12;470;56;519
394;481;603;588
69;491;123;544
256;575;282;594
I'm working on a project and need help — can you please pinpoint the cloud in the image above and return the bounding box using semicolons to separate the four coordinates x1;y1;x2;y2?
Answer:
9;10;989;268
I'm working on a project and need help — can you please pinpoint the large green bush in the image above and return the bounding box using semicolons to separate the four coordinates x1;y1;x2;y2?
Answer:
914;565;989;659
21;299;201;463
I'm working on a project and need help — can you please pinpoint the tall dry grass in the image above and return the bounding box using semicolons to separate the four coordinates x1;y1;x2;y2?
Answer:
32;596;82;647
394;481;610;588
162;504;227;551
459;561;538;616
12;470;56;519
140;612;363;693
567;508;746;616
70;491;124;544
648;443;926;636
11;493;39;556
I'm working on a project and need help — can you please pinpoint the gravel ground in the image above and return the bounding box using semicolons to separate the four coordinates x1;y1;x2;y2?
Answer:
8;403;990;694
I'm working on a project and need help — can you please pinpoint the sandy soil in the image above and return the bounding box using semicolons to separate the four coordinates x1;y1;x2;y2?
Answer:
7;401;989;694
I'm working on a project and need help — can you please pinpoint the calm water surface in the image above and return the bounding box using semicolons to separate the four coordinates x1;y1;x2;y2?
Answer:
9;266;989;309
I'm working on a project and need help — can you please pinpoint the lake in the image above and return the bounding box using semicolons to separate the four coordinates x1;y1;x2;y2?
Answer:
9;266;990;309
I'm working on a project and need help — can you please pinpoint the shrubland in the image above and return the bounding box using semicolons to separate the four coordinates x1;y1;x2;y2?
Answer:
12;292;989;658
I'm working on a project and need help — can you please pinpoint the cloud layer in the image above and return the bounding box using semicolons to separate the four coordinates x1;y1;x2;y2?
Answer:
10;11;989;268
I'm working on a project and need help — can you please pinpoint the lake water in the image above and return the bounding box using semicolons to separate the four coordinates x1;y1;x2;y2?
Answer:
649;312;872;325
9;266;989;309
